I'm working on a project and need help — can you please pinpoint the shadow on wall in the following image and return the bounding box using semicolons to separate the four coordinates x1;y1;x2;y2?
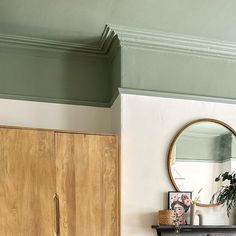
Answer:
61;52;111;107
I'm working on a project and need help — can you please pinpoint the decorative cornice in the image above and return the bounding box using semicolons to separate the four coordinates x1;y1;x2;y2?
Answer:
2;24;236;60
0;27;116;56
118;88;236;105
107;24;236;60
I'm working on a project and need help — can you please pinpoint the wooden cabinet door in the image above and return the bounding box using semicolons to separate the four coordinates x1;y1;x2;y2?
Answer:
55;133;119;236
0;128;56;236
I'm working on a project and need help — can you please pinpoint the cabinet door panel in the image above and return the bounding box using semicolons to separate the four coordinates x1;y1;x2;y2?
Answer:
0;128;56;236
55;133;118;236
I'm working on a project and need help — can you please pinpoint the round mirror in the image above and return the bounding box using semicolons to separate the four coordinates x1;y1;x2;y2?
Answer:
168;119;236;207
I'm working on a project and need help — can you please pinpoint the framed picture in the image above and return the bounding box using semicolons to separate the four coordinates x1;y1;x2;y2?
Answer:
168;191;192;225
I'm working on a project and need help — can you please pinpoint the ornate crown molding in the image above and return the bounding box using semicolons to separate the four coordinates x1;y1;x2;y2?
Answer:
107;24;236;60
1;24;236;59
0;27;116;56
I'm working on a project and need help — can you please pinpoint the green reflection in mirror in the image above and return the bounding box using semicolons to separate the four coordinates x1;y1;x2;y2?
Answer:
169;119;236;207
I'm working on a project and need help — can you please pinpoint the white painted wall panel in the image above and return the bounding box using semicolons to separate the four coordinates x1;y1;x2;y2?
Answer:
0;98;111;133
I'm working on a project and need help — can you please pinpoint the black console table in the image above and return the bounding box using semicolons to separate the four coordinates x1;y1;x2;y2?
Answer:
152;225;236;236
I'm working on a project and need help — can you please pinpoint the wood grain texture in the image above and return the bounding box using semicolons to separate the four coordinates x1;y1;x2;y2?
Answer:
0;128;56;236
55;133;119;236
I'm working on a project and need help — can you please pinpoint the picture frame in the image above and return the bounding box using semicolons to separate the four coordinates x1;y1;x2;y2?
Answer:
168;191;192;225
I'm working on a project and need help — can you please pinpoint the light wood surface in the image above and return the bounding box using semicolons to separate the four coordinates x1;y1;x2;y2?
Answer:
0;126;119;235
0;128;56;236
55;133;119;236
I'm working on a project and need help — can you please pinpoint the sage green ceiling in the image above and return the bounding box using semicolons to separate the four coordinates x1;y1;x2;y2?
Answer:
1;0;236;44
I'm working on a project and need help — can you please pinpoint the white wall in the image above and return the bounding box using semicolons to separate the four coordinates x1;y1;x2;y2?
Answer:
173;161;229;204
120;94;236;236
0;98;111;133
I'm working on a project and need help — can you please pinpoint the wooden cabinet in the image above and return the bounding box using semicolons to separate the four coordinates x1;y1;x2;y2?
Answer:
0;128;56;236
0;127;119;236
56;133;119;236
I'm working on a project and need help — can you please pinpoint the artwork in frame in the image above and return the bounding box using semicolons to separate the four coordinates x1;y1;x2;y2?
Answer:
168;191;192;225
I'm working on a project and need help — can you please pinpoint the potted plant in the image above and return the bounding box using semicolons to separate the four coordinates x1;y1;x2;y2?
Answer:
212;171;236;216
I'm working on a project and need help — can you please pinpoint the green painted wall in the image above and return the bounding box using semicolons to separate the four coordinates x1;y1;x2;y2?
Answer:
2;34;236;107
121;47;236;100
0;45;111;106
109;38;121;101
176;135;217;162
176;133;234;163
232;137;236;158
215;133;232;161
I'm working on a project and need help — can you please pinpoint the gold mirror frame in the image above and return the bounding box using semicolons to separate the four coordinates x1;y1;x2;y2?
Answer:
167;118;236;207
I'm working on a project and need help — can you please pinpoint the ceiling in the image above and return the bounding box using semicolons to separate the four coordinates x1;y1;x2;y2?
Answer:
1;0;236;45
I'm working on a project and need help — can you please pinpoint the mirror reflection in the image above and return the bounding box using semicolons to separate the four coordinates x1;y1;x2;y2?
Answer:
168;119;236;206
